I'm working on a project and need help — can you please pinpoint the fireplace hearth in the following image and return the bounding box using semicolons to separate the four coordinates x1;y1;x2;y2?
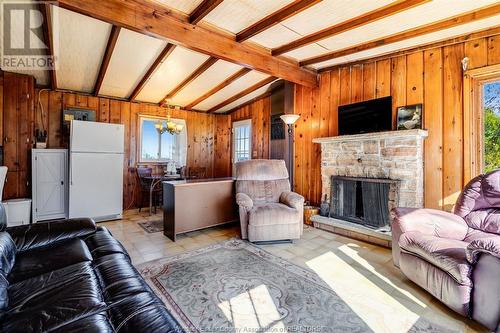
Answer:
330;176;399;231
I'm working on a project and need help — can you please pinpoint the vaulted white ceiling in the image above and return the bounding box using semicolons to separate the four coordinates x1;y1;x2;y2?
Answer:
2;0;499;113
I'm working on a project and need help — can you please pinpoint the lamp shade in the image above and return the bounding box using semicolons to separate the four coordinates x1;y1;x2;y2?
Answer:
280;114;300;125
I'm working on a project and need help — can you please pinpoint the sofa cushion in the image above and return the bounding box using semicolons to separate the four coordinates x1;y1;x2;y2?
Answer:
236;180;291;204
2;265;106;332
399;231;472;286
454;170;500;235
8;218;97;252
51;313;115;333
84;227;128;260
249;203;300;226
8;262;94;308
464;209;500;235
0;232;16;277
8;238;93;283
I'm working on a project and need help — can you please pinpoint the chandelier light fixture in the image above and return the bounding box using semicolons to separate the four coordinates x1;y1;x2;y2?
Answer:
155;115;183;135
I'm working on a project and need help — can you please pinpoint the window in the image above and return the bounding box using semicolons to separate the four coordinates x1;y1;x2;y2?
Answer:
483;81;500;173
232;120;252;174
139;116;187;166
464;64;500;180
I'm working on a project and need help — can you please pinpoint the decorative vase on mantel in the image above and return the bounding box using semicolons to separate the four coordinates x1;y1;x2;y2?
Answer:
320;194;330;217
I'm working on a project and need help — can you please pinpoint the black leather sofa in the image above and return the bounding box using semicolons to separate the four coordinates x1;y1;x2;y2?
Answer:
0;204;183;332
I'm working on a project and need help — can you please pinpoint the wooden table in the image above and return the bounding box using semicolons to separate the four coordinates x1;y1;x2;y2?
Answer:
162;178;238;241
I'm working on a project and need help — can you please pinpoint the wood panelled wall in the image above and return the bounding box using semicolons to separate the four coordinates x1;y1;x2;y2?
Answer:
214;95;272;177
34;90;216;208
2;72;217;208
2;72;35;199
294;34;500;210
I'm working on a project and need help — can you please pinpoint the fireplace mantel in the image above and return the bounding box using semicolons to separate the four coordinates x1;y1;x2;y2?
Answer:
313;129;428;144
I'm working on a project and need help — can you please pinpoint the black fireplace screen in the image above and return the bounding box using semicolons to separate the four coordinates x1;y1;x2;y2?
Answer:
330;176;394;229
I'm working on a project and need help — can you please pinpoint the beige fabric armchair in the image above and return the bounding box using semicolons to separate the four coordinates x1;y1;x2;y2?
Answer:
235;159;304;242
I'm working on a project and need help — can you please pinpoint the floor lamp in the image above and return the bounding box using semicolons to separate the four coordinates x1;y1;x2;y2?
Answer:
280;114;300;191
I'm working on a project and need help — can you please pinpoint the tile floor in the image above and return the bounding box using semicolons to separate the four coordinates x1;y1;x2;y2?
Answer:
100;209;487;333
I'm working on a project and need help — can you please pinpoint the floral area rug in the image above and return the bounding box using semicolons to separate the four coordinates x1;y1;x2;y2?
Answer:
138;239;455;333
138;219;163;233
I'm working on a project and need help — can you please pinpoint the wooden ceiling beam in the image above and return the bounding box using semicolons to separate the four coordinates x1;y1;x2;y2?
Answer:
207;76;277;113
94;25;121;96
185;67;251;109
300;2;500;66
129;43;176;101
39;3;57;89
236;0;321;42
272;0;430;56
160;57;218;106
55;0;318;88
190;0;224;24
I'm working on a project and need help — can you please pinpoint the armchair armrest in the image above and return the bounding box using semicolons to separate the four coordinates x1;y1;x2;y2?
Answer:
392;207;468;240
391;207;468;267
7;218;97;252
236;193;253;210
466;237;500;264
280;191;304;210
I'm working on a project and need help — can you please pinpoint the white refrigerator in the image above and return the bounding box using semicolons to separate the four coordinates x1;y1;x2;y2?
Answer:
69;120;124;221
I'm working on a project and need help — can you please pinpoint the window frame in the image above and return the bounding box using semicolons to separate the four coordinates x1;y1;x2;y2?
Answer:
232;119;252;174
138;114;187;164
463;63;500;182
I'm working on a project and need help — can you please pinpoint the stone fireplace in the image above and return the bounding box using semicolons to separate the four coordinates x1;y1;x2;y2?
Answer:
311;129;428;247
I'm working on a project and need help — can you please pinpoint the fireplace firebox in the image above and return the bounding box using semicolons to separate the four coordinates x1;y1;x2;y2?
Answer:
330;176;399;231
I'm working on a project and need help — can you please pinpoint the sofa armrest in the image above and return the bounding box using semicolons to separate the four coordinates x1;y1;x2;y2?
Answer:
7;218;97;252
393;207;468;240
280;191;304;210
236;193;253;210
391;207;468;267
466;237;500;264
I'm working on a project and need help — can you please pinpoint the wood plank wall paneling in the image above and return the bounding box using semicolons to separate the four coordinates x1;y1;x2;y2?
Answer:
293;34;500;209
2;72;35;199
2;78;217;208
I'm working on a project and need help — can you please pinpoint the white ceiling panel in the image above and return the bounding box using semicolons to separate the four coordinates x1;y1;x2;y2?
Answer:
99;29;167;98
194;71;270;110
152;0;204;14
249;0;394;48
202;0;294;34
53;6;111;93
315;0;499;54
249;24;302;49
215;80;277;113
313;14;500;69
281;43;328;61
136;46;210;103
170;60;243;107
282;0;395;37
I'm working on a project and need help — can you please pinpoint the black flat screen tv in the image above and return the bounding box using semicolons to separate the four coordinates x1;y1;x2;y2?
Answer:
338;96;392;135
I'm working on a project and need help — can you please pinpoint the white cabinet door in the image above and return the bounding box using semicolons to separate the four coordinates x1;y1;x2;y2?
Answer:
32;149;68;222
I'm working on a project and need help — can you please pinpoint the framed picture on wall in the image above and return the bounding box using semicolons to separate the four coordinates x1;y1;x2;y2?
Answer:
397;104;423;130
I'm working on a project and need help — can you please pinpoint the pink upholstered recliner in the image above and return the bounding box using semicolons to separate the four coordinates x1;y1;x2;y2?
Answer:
392;169;500;331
